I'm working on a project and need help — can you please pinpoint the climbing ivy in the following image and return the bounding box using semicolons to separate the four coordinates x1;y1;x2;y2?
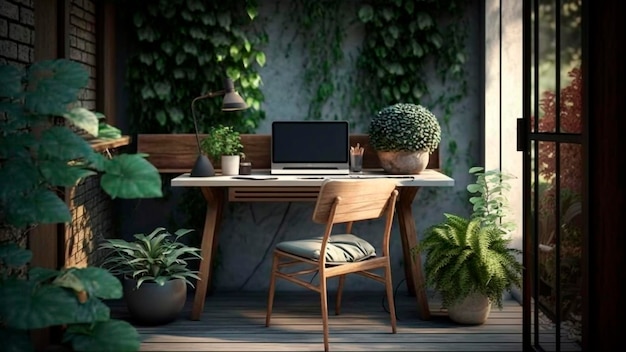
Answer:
125;0;267;134
281;0;469;172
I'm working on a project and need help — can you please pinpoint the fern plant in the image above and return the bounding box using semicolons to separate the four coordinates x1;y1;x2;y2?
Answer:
413;214;522;309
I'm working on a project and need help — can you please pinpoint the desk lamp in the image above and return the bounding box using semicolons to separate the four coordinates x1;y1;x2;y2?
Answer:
190;78;248;177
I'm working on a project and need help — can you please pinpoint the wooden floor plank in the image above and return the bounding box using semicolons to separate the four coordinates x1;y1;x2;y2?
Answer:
109;291;528;351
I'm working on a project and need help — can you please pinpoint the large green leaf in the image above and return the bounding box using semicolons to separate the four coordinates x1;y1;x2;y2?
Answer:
29;267;61;284
0;243;32;269
69;267;123;300
4;188;71;228
64;320;140;352
0;64;23;98
0;280;78;329
100;154;163;199
0;327;33;352
39;160;95;187
97;122;122;139
0;158;38;200
63;107;99;137
24;60;88;116
38;126;94;161
0;131;34;159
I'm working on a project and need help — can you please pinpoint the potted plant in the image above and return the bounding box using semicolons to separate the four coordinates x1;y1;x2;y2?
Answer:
368;103;441;174
412;167;522;324
200;124;244;176
99;227;202;325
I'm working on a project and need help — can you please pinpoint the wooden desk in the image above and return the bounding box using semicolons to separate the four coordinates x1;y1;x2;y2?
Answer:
171;170;454;321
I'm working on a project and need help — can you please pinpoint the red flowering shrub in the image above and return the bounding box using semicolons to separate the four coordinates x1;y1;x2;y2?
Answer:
534;66;583;195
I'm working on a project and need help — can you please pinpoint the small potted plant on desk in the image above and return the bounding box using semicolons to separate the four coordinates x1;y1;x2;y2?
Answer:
368;103;441;174
200;124;244;176
412;167;522;324
99;227;202;325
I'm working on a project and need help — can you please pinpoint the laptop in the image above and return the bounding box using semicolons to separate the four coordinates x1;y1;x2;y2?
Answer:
271;121;350;175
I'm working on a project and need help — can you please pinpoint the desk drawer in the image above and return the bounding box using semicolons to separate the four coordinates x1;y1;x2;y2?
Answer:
228;187;320;202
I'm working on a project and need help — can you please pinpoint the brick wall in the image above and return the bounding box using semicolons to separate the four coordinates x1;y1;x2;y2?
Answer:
64;0;115;268
0;0;34;66
1;0;117;268
69;0;97;110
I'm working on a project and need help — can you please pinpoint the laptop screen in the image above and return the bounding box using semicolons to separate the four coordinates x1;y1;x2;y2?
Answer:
271;121;349;174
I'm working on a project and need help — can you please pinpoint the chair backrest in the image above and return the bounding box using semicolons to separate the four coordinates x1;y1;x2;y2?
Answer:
312;179;398;224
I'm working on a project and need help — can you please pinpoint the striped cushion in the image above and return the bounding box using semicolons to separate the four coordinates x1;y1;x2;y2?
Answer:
276;234;376;264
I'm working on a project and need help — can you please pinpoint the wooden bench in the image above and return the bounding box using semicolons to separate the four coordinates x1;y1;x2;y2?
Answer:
136;134;439;173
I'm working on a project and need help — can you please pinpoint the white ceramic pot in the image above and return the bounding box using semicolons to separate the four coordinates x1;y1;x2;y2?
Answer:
220;155;240;176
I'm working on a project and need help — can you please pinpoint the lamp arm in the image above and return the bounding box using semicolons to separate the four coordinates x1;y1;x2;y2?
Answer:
191;90;226;154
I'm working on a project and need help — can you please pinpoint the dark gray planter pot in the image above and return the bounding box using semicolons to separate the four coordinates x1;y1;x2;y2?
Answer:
123;277;187;325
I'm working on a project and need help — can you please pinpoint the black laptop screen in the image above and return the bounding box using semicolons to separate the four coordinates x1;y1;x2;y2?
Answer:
272;121;349;163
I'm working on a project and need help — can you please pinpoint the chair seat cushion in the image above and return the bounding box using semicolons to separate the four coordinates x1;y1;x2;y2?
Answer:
276;234;376;264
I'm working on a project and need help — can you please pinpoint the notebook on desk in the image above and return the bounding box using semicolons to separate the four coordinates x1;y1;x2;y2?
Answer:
271;121;350;175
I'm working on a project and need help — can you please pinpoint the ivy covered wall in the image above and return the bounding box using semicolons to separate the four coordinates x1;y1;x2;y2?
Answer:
115;0;482;292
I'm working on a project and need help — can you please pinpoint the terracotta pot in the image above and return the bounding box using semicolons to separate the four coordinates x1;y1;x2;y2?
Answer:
377;150;429;174
447;292;492;325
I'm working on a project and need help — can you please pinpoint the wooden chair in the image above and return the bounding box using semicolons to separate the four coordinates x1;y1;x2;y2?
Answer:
265;178;399;352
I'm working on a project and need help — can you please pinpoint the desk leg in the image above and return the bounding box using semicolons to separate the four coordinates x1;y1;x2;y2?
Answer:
396;186;431;320
190;187;224;321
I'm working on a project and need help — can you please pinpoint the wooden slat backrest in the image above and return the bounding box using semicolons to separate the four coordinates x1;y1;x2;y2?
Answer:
312;179;398;224
136;133;440;173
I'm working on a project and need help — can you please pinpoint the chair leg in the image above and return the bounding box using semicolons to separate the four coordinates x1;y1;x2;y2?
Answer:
335;274;345;315
320;278;330;352
266;252;279;327
384;263;397;334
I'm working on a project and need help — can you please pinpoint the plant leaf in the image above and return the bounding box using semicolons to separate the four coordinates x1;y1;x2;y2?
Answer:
0;243;32;268
38;126;94;161
63;107;99;137
100;154;163;199
39;160;95;187
0;64;23;98
64;319;140;352
4;188;71;228
68;267;123;300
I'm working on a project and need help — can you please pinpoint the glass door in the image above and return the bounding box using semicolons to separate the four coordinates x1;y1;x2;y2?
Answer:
522;0;585;351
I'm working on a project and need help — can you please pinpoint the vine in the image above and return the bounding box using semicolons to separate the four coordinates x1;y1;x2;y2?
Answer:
280;0;469;172
355;0;468;174
280;0;350;122
125;0;267;134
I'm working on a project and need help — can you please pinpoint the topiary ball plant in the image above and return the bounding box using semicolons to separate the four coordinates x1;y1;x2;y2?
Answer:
369;103;442;153
369;103;441;174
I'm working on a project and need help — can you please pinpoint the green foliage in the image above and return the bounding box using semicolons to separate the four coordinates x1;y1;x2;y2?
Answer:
0;58;166;351
355;0;468;171
467;167;516;232
0;60;163;229
199;125;244;160
413;214;522;309
281;0;348;121
369;103;441;153
281;0;468;135
125;0;267;134
99;227;202;289
0;244;140;352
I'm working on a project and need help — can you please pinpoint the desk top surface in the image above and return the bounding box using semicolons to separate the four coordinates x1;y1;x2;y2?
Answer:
171;169;454;187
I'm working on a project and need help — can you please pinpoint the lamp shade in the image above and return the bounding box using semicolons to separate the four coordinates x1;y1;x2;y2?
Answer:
221;78;248;111
222;92;248;111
